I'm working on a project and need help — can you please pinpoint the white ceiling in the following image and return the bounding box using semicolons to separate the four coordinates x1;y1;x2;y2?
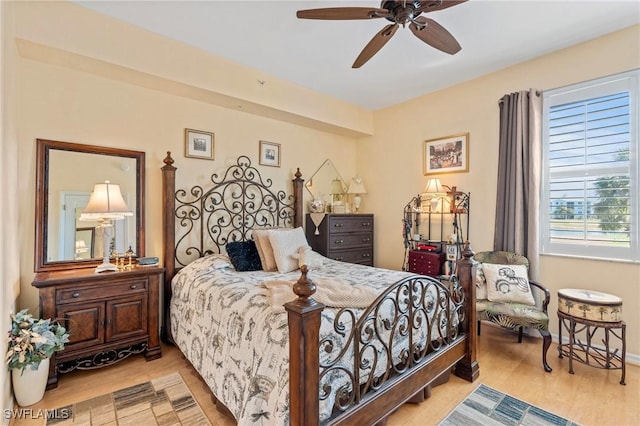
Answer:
75;1;640;110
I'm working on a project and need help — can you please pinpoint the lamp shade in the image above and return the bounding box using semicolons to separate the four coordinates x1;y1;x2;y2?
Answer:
79;181;133;221
347;177;367;195
424;178;445;194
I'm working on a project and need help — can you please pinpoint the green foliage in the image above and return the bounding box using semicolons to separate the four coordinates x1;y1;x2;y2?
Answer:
593;148;630;233
5;309;70;373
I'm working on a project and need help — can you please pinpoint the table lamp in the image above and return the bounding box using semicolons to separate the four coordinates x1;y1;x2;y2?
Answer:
79;181;132;273
347;177;367;213
424;178;446;212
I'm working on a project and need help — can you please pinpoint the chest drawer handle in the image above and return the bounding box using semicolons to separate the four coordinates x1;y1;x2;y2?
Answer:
334;223;343;228
362;222;371;226
334;239;344;244
72;292;80;298
362;237;370;243
335;257;344;261
130;284;138;290
362;253;371;258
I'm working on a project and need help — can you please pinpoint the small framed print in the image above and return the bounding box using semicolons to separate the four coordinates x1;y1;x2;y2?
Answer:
445;244;459;261
423;132;469;175
259;140;281;167
185;128;214;160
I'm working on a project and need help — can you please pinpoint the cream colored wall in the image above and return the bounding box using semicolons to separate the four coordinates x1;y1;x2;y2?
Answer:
362;25;640;358
17;58;358;313
1;0;20;417
12;0;360;314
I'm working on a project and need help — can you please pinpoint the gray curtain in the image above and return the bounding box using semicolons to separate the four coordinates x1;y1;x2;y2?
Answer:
494;89;542;280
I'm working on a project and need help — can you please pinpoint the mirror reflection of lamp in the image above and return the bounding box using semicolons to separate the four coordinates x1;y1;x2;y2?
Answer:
79;181;132;273
330;178;345;211
347;177;368;213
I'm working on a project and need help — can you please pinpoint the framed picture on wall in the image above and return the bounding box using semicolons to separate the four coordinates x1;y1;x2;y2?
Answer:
423;133;469;175
185;128;215;160
259;140;281;167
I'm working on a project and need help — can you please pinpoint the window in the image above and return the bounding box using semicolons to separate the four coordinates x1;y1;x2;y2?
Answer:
541;70;639;262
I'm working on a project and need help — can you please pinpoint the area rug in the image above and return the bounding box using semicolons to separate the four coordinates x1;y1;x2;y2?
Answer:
439;384;580;426
46;372;211;425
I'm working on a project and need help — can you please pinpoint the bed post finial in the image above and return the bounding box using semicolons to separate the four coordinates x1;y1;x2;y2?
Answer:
295;167;302;179
292;265;316;299
163;151;175;168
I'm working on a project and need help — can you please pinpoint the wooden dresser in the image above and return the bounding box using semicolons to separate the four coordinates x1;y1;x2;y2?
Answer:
305;213;374;266
32;266;163;389
407;250;445;277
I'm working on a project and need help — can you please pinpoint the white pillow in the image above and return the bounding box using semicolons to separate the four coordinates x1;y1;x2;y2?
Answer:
253;228;286;272
473;263;487;300
483;263;535;306
268;227;310;273
294;246;325;270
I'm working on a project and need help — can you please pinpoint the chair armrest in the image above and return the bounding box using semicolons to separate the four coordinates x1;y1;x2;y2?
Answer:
529;280;551;313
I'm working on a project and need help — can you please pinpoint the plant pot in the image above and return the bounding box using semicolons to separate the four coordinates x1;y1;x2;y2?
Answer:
11;358;49;406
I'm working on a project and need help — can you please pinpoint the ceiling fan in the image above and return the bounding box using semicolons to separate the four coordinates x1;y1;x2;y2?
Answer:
296;1;468;68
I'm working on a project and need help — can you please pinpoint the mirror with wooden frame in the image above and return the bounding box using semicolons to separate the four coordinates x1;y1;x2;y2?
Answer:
35;139;145;272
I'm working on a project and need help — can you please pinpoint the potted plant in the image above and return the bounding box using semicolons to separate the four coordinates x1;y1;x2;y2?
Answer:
5;309;69;406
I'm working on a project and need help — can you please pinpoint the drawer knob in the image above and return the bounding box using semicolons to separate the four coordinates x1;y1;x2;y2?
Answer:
362;237;370;243
72;292;80;298
334;239;344;244
334;223;343;228
363;253;370;258
335;257;343;261
130;284;138;290
362;222;370;226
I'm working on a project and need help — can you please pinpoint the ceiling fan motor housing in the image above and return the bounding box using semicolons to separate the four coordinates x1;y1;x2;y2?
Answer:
381;0;425;24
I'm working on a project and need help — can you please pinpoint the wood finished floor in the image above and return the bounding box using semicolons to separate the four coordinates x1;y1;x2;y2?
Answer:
9;325;639;426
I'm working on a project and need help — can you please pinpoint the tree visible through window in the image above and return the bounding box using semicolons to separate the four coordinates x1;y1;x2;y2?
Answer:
542;70;638;261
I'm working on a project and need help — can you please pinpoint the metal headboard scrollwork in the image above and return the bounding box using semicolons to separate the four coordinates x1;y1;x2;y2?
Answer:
161;152;304;343
173;155;296;266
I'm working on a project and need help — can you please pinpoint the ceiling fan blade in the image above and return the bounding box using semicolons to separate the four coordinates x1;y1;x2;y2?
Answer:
409;17;461;54
296;7;389;20
352;24;399;69
416;0;468;14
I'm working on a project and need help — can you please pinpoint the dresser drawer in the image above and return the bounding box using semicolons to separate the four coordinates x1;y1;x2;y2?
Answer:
328;248;373;266
328;233;373;250
328;216;373;233
57;279;148;304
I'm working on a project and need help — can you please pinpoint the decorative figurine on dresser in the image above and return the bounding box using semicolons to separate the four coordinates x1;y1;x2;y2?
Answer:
402;178;469;277
32;139;163;389
305;214;374;266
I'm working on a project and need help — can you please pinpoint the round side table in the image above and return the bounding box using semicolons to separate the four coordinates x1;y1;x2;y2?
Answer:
557;288;625;385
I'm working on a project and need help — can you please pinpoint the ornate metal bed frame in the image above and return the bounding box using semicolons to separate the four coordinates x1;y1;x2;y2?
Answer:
161;153;479;426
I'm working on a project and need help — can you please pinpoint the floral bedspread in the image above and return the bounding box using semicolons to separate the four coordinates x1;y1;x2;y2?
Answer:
170;255;438;425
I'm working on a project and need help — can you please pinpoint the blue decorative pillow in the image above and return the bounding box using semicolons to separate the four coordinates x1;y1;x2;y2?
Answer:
226;241;263;272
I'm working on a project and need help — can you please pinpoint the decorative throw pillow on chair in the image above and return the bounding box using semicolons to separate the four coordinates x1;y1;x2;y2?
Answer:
482;263;535;305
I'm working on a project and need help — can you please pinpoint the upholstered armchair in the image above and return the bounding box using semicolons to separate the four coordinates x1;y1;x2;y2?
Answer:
474;251;552;372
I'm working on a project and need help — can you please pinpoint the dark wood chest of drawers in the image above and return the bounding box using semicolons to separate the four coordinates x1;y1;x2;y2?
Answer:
32;266;163;389
408;250;445;276
305;214;374;266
